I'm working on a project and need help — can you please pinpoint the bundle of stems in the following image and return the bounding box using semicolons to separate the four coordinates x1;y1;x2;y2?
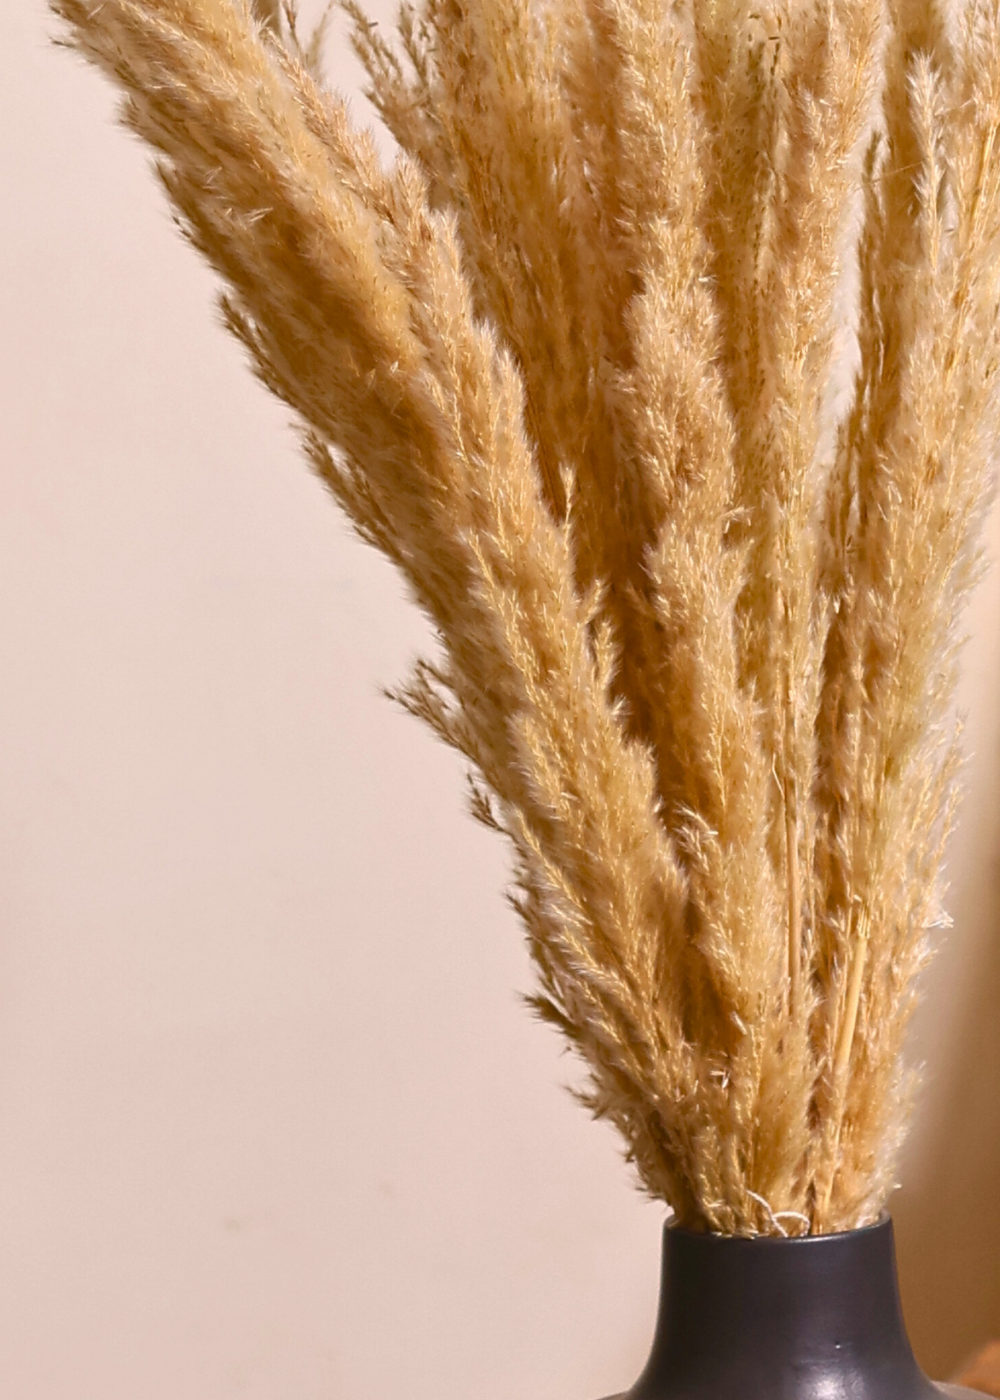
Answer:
51;0;1000;1235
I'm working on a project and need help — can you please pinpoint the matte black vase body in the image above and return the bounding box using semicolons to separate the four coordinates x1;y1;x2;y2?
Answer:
604;1217;973;1400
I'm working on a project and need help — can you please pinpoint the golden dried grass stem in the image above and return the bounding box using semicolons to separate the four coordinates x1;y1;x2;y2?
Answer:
815;903;871;1219
786;798;802;1017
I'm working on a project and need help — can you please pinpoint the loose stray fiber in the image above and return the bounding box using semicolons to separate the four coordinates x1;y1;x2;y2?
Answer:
51;0;1000;1234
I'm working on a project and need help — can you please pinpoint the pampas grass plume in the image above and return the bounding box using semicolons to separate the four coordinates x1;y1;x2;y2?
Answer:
49;0;1000;1235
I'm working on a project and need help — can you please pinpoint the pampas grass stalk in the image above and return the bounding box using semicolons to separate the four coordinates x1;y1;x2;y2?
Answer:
51;0;1000;1235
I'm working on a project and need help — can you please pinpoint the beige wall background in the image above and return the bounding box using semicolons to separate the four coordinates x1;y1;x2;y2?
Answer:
2;3;998;1396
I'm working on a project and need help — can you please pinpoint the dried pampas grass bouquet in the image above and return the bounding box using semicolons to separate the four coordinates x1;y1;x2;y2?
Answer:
51;0;1000;1241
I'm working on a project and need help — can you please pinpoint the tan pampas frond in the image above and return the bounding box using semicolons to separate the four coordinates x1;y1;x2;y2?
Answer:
811;0;1000;1228
51;0;1000;1235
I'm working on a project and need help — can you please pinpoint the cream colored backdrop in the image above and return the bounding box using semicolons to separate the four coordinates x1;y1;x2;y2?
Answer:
2;3;998;1396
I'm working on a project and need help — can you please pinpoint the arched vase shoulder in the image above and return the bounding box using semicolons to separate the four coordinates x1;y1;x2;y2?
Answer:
597;1216;987;1400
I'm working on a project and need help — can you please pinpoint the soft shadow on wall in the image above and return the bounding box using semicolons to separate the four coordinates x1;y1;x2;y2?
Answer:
895;898;1000;1381
892;533;1000;1383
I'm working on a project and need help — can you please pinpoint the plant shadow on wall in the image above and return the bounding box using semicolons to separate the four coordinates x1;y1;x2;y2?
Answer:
895;829;1000;1381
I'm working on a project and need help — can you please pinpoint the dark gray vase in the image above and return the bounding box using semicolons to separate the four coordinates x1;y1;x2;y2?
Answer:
600;1216;983;1400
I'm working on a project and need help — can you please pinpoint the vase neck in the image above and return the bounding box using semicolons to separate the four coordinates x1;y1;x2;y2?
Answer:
630;1216;938;1400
